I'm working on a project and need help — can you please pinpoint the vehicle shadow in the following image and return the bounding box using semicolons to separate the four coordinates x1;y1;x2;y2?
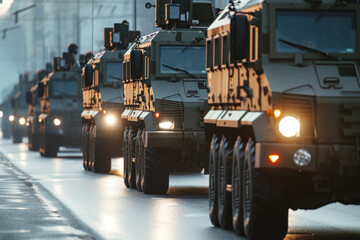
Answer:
285;233;360;240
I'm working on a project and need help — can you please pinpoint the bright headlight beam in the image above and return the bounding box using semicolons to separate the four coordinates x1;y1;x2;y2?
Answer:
159;121;174;130
279;116;300;137
53;118;61;126
106;115;116;125
19;117;26;125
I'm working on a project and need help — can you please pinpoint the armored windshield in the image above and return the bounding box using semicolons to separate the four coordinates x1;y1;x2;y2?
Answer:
160;46;206;74
276;10;356;54
52;80;78;97
106;61;122;83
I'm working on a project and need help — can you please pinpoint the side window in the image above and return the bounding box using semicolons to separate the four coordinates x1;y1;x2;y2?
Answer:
206;38;213;70
126;60;130;81
122;62;126;82
222;33;229;66
214;35;221;67
250;26;258;61
144;56;149;79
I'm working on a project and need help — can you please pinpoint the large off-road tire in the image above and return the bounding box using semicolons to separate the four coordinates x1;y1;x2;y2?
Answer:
39;122;58;158
127;128;137;189
12;127;22;143
243;138;288;240
135;129;144;191
142;144;169;194
2;125;11;139
28;122;39;151
88;125;95;172
123;127;130;188
218;136;233;229
91;125;111;174
82;123;90;171
209;135;220;227
232;137;246;236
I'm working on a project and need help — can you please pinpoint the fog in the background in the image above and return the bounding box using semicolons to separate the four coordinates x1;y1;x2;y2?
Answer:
0;0;228;101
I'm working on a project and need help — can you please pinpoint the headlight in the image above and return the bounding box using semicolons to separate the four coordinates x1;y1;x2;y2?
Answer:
53;118;61;126
19;117;26;125
0;111;3;118
8;115;14;122
279;116;300;137
105;115;116;125
159;121;174;130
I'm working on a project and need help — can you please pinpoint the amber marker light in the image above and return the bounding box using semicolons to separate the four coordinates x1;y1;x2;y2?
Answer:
269;154;280;164
155;112;160;119
100;109;107;114
273;109;281;119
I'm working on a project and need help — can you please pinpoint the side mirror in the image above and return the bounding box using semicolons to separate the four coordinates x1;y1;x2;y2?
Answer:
83;64;93;88
26;91;32;104
38;82;44;98
230;15;249;62
130;50;143;80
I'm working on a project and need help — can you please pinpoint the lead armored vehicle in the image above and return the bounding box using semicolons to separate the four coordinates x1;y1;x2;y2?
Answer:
38;45;83;157
204;0;360;239
82;22;140;173
121;0;214;194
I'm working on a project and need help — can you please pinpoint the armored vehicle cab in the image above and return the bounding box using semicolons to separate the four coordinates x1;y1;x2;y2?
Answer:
81;22;140;173
121;0;214;194
1;83;19;139
38;50;83;157
26;69;48;151
12;73;32;143
204;0;360;239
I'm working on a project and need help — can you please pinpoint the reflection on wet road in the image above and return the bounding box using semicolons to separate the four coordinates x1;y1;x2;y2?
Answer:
0;138;359;240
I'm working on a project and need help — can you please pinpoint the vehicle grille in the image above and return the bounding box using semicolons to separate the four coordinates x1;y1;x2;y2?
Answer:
282;95;314;114
160;100;183;119
342;103;360;137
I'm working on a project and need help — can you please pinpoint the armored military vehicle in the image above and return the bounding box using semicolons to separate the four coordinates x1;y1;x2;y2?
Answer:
1;83;19;139
204;0;360;239
38;45;83;157
26;69;48;151
12;73;32;143
121;0;214;194
81;22;140;173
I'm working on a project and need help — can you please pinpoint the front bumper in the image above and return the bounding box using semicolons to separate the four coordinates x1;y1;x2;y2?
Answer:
256;142;359;174
145;130;205;151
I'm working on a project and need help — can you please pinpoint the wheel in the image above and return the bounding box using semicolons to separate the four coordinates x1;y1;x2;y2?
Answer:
12;126;22;143
135;129;143;191
123;127;130;188
209;135;219;227
88;125;95;171
243;138;288;240
232;137;246;236
127;128;137;189
82;123;89;171
28;121;39;151
141;131;169;194
28;122;34;150
39;122;58;157
92;124;111;173
217;136;233;229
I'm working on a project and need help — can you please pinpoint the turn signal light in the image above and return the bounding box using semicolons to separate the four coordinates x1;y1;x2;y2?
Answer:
155;112;160;119
100;109;107;114
273;109;281;119
269;154;280;163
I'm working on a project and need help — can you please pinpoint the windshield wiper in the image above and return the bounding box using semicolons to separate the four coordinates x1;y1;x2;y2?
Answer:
180;36;204;53
161;64;199;79
108;75;122;81
278;38;342;61
55;89;71;97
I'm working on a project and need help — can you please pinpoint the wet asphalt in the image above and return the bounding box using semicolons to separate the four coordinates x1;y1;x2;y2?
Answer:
0;153;102;240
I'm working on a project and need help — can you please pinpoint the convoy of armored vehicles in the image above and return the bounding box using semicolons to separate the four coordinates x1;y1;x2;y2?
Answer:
1;0;359;239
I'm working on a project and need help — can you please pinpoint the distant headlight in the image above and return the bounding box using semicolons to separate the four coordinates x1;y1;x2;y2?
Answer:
0;111;3;118
53;118;61;126
279;116;300;137
105;115;116;125
19;117;26;125
8;115;15;122
159;121;174;130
